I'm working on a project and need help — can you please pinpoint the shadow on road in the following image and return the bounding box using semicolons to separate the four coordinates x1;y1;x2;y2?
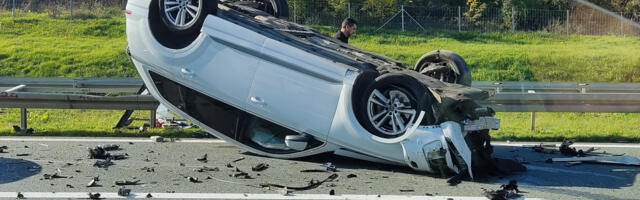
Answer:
0;157;41;184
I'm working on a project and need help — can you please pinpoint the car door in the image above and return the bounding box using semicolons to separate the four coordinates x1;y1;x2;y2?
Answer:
247;38;347;138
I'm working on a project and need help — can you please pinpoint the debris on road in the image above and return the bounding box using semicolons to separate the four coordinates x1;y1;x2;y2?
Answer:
260;174;339;191
17;192;24;199
187;176;202;183
97;144;120;151
43;173;67;180
547;155;640;166
0;145;7;153
232;157;246;163
231;167;253;179
196;154;208;163
13;125;33;134
93;158;113;168
329;189;335;195
118;186;132;196
141;167;155;172
399;189;415;192
194;166;218;172
114;180;141;186
88;145;126;160
560;139;597;157
346;174;357;178
146;193;153;198
483;180;522;200
324;162;338;172
150;136;164;142
16;153;30;156
529;143;556;154
252;163;269;172
87;179;100;187
88;192;101;199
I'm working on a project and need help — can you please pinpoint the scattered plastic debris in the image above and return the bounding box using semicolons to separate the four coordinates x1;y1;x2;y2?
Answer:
196;154;208;163
118;186;131;197
146;193;153;198
88;192;101;199
329;189;335;195
187;176;202;183
194;166;219;172
114;180;141;186
400;189;415;192
93;158;113;168
346;174;357;178
483;180;522;200
88;145;126;160
0;146;7;153
252;163;269;172
323;162;338;172
231;167;253;179
43;173;67;180
12;125;33;134
16;153;30;156
17;192;24;199
260;174;339;191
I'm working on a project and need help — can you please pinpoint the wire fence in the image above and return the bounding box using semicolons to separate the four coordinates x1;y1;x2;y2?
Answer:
1;0;639;35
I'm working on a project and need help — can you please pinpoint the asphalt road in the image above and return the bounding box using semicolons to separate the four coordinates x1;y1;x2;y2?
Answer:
0;137;639;200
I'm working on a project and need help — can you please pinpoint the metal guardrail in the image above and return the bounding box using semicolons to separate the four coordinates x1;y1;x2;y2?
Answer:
2;78;640;131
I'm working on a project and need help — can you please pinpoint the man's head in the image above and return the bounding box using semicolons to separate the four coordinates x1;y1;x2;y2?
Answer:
340;18;358;37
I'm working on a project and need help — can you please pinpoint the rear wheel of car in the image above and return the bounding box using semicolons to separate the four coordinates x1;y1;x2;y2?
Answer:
235;0;290;19
414;50;472;86
149;0;218;49
359;73;437;138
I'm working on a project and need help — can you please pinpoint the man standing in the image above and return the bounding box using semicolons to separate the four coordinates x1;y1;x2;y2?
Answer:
334;18;357;44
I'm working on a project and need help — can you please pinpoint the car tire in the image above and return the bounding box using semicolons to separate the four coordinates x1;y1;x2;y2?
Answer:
149;0;218;49
414;50;472;86
358;73;437;138
235;0;289;19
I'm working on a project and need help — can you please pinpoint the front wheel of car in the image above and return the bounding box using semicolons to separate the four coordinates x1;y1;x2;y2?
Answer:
414;50;472;86
359;73;437;138
149;0;218;49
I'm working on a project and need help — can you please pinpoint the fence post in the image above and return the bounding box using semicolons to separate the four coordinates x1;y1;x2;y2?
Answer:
12;0;16;17
620;12;624;36
458;6;461;32
511;7;515;32
293;0;296;23
566;10;570;35
348;2;351;19
401;5;405;32
530;112;536;131
70;0;73;20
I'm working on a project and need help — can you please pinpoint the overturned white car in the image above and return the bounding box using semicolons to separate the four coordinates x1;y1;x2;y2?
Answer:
126;0;505;179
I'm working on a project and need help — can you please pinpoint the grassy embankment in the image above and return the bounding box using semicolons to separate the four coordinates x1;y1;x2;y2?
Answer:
1;11;639;141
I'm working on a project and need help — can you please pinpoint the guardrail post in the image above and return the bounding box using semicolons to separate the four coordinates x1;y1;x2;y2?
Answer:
69;0;73;20
511;7;516;32
348;2;351;19
401;5;405;32
20;108;27;130
620;12;624;36
530;112;536;131
149;110;156;128
292;0;296;23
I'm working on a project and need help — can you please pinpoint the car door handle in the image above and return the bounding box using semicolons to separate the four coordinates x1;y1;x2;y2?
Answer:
180;68;194;78
250;96;266;106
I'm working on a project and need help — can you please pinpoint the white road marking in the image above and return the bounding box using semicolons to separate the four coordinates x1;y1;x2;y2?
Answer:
0;192;544;200
493;142;640;149
0;137;225;143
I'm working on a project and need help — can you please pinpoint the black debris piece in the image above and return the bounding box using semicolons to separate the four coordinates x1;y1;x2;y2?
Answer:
88;192;101;199
66;184;74;188
196;154;208;163
559;139;599;157
187;176;202;183
43;173;67;180
93;158;113;168
484;180;522;200
226;163;234;168
232;157;245;163
400;189;414;192
346;174;357;178
118;186;131;197
231;168;253;179
531;143;556;154
329;189;335;195
146;193;153;198
260;174;339;191
98;144;120;151
114;180;141;186
16;153;30;156
0;146;7;153
142;167;155;172
194;166;219;172
17;192;24;199
425;193;434;196
447;174;463;186
24;145;29;148
88;146;126;160
252;163;269;172
300;169;327;173
13;126;34;134
129;142;134;145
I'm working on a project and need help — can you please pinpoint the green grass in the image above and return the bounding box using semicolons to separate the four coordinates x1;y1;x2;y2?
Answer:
1;12;640;142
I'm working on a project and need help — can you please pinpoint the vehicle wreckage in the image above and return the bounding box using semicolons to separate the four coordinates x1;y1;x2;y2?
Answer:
126;0;514;179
